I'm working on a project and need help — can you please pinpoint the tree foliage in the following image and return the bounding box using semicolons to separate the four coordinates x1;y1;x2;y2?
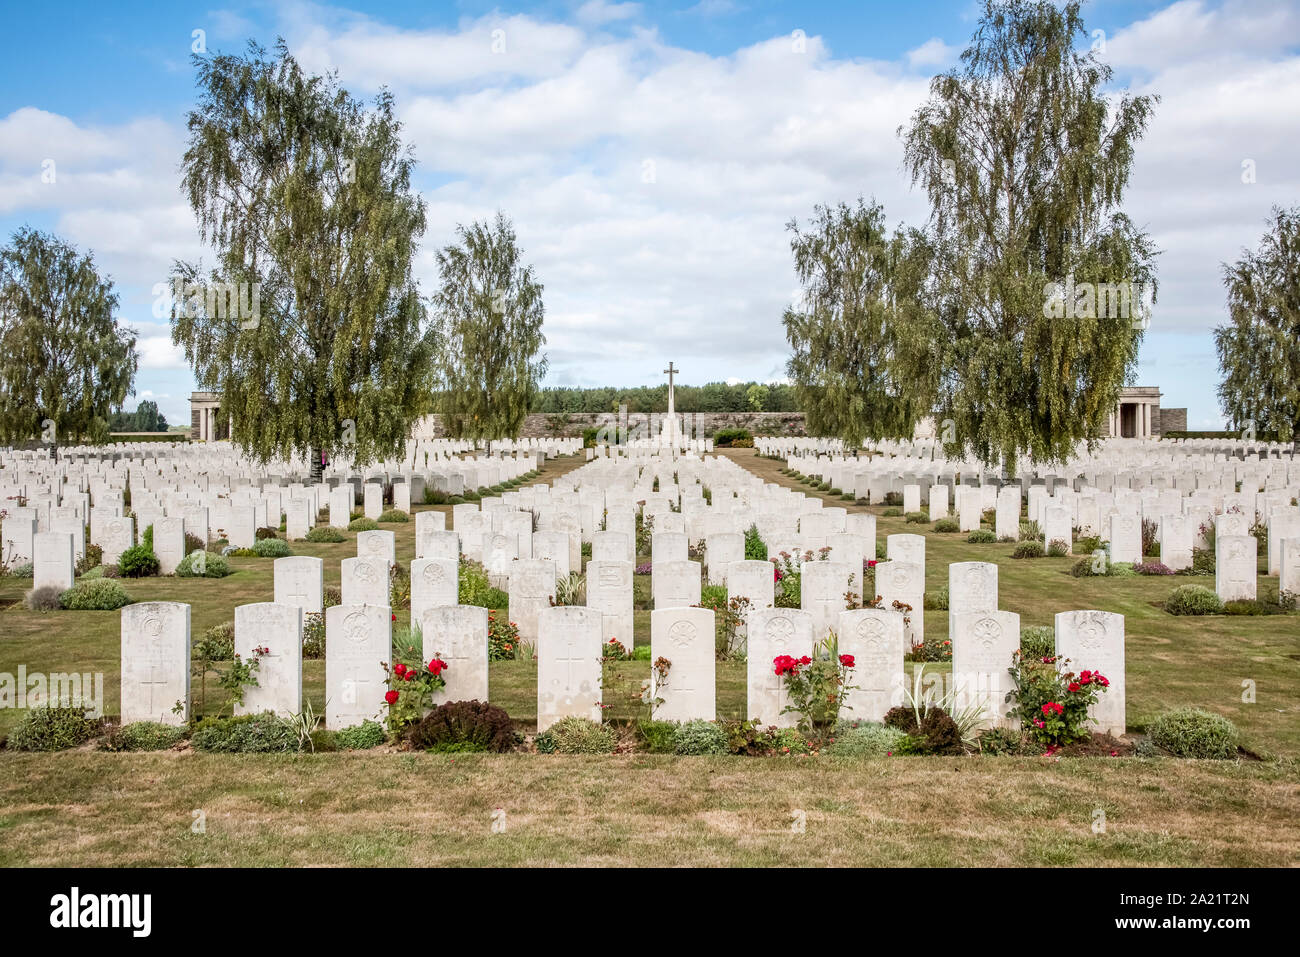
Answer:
109;400;169;433
432;213;547;445
1215;206;1300;443
0;228;137;452
172;40;434;471
783;198;939;448
530;381;798;414
901;0;1159;466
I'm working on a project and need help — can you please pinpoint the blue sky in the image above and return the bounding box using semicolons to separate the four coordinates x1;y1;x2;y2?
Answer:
2;0;1298;432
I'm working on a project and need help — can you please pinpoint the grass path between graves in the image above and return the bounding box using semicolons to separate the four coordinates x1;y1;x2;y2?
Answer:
720;448;1300;759
0;751;1295;866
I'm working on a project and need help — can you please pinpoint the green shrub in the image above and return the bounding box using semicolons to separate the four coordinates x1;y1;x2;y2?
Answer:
967;528;996;544
699;583;728;610
7;707;100;751
535;716;616;754
976;727;1035;755
1012;541;1045;559
772;727;810;754
347;517;379;531
1165;584;1222;616
24;585;63;611
1147;708;1240;759
252;537;291;558
302;612;325;659
1046;539;1070;557
309;729;339;752
1186;548;1215;576
1019;624;1055;659
174;550;231;577
713;427;753;447
334;720;386;750
424;488;451;505
904;511;929;524
933;518;960;533
255;526;279;541
1070;552;1112;577
190;712;300;753
828;722;907;757
59;579;133;610
117;542;159;577
922;586;949;611
305;526;347;543
882;507;903;517
882;705;963;755
1019;520;1042;540
194;621;235;661
743;523;767;561
1222;598;1281;616
9;562;33;578
1075;535;1105;554
378;509;409;523
459;558;508;608
673;719;729;755
75;543;103;576
100;721;186;752
407;700;516;753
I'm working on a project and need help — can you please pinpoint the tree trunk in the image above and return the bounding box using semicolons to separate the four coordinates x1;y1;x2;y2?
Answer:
310;446;323;484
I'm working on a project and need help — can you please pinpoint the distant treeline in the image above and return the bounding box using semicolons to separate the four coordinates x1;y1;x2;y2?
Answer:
108;400;169;433
529;381;799;414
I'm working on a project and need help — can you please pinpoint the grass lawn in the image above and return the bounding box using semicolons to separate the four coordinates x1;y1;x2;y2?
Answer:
0;446;1297;867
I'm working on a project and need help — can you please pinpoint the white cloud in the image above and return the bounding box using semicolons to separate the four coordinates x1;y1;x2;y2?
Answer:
906;37;958;69
576;1;641;25
137;336;189;370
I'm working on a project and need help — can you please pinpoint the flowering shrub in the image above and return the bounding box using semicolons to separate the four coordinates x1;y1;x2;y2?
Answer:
906;638;952;662
775;642;857;736
1005;651;1109;746
1133;561;1174;575
634;561;653;575
382;655;448;733
603;637;632;660
487;612;522;660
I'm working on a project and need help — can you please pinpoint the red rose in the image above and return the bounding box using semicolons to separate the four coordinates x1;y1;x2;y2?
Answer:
839;654;855;668
403;671;415;681
384;690;399;705
867;560;877;567
1068;682;1081;692
394;663;406;676
799;655;811;665
428;658;447;676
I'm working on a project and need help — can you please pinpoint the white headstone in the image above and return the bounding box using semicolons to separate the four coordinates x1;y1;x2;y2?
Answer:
746;608;813;727
121;601;191;725
838;608;905;722
274;556;324;615
325;603;391;730
1054;609;1125;736
234;602;302;718
586;559;634;647
421;604;489;705
651;606;716;722
537;605;603;731
411;557;459;621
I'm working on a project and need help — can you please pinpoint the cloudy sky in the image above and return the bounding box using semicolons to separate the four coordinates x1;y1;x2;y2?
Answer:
1;0;1298;430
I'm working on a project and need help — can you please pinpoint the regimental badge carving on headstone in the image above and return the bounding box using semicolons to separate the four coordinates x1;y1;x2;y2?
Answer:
344;611;369;643
1077;611;1106;650
145;616;163;639
423;563;444;586
355;561;378;585
768;615;793;651
669;620;697;649
974;616;1000;649
856;616;885;649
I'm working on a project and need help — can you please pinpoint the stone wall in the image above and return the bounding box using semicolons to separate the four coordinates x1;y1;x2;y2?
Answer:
1159;408;1188;435
412;411;807;440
